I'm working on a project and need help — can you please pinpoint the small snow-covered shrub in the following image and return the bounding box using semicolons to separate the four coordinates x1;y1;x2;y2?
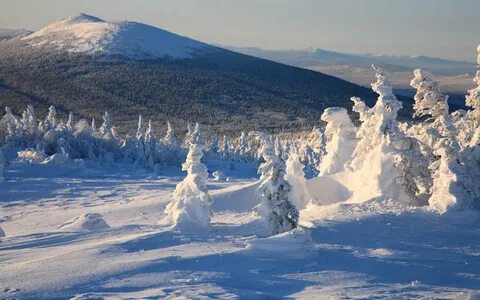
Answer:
17;149;46;164
212;170;226;181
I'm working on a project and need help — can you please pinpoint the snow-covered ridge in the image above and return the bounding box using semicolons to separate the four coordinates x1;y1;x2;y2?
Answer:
21;13;215;59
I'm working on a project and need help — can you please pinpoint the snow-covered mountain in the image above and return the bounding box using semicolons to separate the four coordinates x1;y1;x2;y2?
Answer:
20;14;216;59
0;14;404;134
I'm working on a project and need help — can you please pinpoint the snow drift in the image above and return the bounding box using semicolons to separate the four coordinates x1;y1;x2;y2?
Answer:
59;213;110;232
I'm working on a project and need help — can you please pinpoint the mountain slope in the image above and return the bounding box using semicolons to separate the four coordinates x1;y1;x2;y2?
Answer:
0;14;411;135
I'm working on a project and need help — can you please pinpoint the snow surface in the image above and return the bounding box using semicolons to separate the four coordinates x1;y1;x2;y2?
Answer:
21;14;216;59
1;157;479;299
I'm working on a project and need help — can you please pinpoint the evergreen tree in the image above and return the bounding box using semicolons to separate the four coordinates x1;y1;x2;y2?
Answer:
411;69;478;212
164;123;211;229
285;147;311;210
319;107;357;175
250;131;299;235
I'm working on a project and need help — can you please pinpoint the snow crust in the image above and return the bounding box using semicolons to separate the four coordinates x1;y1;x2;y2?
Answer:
22;14;213;59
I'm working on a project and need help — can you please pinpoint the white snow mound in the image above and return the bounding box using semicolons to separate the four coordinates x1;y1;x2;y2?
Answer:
22;13;214;59
246;227;314;255
59;213;110;232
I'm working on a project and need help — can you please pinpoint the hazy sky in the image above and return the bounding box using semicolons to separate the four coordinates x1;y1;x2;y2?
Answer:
1;0;478;61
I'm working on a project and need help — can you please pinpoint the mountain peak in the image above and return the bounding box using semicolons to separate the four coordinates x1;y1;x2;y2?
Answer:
60;13;105;25
21;14;215;59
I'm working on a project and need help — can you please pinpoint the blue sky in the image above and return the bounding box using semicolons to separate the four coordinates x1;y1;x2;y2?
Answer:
1;0;478;61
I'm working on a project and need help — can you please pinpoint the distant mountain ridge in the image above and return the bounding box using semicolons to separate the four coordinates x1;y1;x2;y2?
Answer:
226;46;475;75
0;14;411;135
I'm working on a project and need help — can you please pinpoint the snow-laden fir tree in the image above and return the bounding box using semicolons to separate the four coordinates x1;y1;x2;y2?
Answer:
164;123;212;229
219;135;229;159
20;105;37;140
410;69;478;212
462;44;480;148
309;126;326;159
0;107;20;144
161;122;181;165
91;118;97;134
209;134;219;154
250;131;299;235
66;112;75;133
141;120;156;168
183;122;193;148
163;122;180;149
235;131;249;160
348;65;428;205
38;105;57;134
319;107;357;175
134;115;146;165
99;111;116;140
285;147;311;210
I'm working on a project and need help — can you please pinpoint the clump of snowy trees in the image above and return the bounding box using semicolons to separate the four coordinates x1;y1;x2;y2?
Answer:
0;106;259;170
312;45;480;213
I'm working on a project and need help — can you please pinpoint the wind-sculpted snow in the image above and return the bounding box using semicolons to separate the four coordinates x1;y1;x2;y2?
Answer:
21;14;214;59
59;213;110;232
0;161;479;299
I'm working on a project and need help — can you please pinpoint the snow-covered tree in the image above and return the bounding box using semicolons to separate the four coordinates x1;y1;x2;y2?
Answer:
410;69;478;212
463;44;480;148
66;112;75;132
348;66;428;205
163;122;179;148
99;111;114;139
285;148;311;210
0;107;20;144
250;131;299;235
164;123;212;229
20;105;37;140
319;107;357;175
235;131;249;160
39;105;57;134
183;122;193;148
309;126;326;159
209;134;219;154
161;122;181;165
141;120;156;168
219;135;229;159
136;115;145;143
